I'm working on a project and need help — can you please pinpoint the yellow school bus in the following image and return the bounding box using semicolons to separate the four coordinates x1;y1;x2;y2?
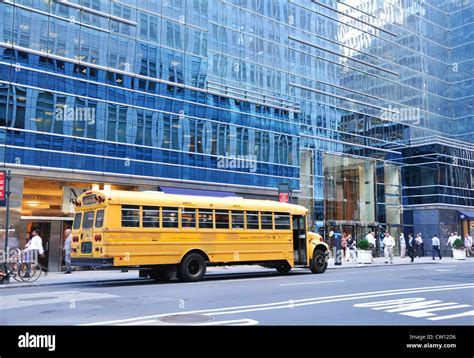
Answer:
70;190;329;282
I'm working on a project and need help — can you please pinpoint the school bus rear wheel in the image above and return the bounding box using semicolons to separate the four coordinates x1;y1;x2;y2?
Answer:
178;253;207;282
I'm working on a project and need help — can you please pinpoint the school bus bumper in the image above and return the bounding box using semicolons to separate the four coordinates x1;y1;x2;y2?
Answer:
71;258;114;267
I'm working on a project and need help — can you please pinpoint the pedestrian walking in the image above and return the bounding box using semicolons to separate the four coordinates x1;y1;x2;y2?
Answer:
341;233;348;262
407;234;415;262
415;233;423;257
63;229;73;274
399;233;406;258
383;232;395;264
24;229;44;278
379;234;385;258
366;231;376;256
431;234;442;260
328;231;335;250
347;234;357;262
464;234;473;257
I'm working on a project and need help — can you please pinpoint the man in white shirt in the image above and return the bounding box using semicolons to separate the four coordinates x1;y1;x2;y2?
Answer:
383;232;395;264
24;229;44;277
431;234;442;260
399;233;406;258
63;229;73;274
447;233;456;248
464;234;473;257
366;231;376;255
415;233;424;257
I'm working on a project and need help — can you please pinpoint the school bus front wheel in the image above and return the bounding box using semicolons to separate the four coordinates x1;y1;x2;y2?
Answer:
310;249;328;274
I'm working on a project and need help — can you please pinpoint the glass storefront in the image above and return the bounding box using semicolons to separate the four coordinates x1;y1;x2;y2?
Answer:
323;153;376;238
0;177;139;272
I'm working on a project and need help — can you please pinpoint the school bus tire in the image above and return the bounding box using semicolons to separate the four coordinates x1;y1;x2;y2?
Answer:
178;253;207;282
275;262;292;274
310;249;328;274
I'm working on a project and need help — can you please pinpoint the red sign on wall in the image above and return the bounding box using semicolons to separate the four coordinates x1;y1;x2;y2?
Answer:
0;171;5;201
279;193;289;203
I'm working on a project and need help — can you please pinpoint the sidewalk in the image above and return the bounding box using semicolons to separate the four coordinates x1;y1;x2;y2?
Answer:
327;255;473;268
1;256;471;289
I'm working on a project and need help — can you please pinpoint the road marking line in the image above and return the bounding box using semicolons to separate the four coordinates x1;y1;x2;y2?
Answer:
81;283;474;325
121;318;259;326
386;300;460;313
428;310;474;320
207;286;474;317
279;280;345;286
196;319;259;326
354;297;472;320
400;304;471;318
119;320;158;326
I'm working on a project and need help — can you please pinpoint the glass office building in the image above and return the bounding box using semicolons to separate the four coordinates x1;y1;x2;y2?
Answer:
0;0;472;269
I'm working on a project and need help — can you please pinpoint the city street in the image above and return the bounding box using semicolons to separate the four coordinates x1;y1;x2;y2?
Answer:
1;260;472;326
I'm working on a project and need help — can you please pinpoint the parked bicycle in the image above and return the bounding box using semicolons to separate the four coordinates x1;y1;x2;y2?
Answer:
0;249;43;283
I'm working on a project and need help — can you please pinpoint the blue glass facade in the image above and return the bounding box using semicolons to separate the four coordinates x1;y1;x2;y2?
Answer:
0;0;472;236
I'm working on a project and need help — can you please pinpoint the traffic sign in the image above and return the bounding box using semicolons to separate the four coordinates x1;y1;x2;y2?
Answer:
279;193;289;203
0;171;5;200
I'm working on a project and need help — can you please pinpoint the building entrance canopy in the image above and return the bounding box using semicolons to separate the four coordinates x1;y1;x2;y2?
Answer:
458;210;474;220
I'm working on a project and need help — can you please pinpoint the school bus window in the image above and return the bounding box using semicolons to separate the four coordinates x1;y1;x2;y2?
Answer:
215;210;230;229
274;212;290;230
73;213;82;230
181;208;196;228
143;206;160;228
122;205;140;227
198;209;213;228
246;211;259;229
95;210;105;228
83;211;95;229
231;210;245;229
162;207;179;228
260;212;273;230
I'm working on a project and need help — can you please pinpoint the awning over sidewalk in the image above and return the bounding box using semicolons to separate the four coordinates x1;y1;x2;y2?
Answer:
458;210;474;220
159;186;236;197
